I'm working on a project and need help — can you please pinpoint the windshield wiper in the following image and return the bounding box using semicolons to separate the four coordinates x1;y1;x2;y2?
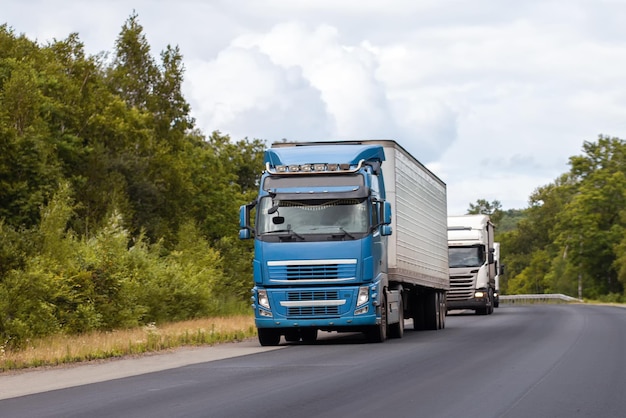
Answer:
333;227;356;240
265;229;306;240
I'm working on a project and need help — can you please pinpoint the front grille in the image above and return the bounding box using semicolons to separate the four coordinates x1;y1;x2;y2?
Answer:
287;290;339;301
287;306;340;316
268;262;356;281
448;275;475;300
284;290;343;318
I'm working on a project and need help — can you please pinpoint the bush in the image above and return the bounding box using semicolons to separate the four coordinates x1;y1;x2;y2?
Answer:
0;193;231;348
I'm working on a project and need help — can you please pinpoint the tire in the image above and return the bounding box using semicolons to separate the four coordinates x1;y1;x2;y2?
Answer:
366;294;387;343
438;292;446;329
258;328;281;346
476;289;493;315
388;294;404;339
487;288;495;315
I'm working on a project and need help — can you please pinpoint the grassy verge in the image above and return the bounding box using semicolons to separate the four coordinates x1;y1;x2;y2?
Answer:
1;315;256;372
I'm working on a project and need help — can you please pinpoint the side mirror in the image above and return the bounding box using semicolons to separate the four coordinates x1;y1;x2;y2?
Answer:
379;201;392;236
239;204;252;240
382;201;392;225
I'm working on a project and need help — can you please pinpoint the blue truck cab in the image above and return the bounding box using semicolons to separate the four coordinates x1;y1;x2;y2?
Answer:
239;142;395;346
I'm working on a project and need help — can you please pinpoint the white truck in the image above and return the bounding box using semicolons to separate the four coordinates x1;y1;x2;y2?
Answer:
240;140;450;345
446;214;496;315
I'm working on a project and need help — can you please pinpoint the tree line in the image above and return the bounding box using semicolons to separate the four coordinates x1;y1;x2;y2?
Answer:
471;136;626;302
0;14;265;348
1;14;624;348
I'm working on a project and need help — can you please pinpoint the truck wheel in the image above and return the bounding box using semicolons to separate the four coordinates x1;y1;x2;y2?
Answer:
366;295;387;343
388;295;404;338
301;328;317;344
258;329;281;346
475;304;489;315
439;292;446;329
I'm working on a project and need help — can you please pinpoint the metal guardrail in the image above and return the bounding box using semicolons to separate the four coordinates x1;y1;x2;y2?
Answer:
500;294;583;304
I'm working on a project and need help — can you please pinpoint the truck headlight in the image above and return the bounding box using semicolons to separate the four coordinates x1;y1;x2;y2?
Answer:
258;289;271;309
474;291;485;298
357;286;369;306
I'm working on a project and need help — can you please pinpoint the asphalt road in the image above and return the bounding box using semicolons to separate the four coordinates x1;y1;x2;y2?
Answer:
1;304;625;418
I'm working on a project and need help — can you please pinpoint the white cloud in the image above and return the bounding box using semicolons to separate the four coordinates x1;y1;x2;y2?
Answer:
3;0;626;214
184;45;332;142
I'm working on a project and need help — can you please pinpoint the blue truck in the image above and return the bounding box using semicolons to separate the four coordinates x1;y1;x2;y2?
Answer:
239;140;449;345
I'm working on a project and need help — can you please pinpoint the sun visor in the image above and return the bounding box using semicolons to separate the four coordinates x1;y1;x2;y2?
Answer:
268;185;370;200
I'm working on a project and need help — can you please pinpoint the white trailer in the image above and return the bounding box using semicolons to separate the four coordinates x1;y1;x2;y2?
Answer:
372;140;450;330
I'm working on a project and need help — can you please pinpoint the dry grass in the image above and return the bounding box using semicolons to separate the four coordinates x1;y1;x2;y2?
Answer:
1;315;256;372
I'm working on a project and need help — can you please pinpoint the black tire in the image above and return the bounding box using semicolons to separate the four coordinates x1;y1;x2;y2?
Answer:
258;328;281;346
438;292;446;329
388;295;404;339
366;295;387;343
476;289;494;315
487;288;495;315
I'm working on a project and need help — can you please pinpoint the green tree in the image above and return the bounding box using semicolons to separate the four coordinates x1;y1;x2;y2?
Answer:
501;174;576;295
503;135;626;300
552;137;626;298
467;198;503;226
107;12;158;111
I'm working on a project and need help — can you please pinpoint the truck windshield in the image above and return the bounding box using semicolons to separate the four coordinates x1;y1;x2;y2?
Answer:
257;197;369;236
448;246;485;268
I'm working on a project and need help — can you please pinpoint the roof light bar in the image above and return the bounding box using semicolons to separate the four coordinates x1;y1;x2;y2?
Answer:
266;160;364;175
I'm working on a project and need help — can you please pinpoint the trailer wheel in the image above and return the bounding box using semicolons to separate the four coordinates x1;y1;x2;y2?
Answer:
388;295;404;339
258;329;281;346
439;292;446;329
366;295;387;343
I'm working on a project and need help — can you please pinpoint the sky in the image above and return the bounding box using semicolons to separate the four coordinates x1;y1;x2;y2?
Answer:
3;0;626;215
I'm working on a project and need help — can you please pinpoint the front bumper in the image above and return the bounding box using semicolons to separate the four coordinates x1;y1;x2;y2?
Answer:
255;313;379;330
447;294;489;311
